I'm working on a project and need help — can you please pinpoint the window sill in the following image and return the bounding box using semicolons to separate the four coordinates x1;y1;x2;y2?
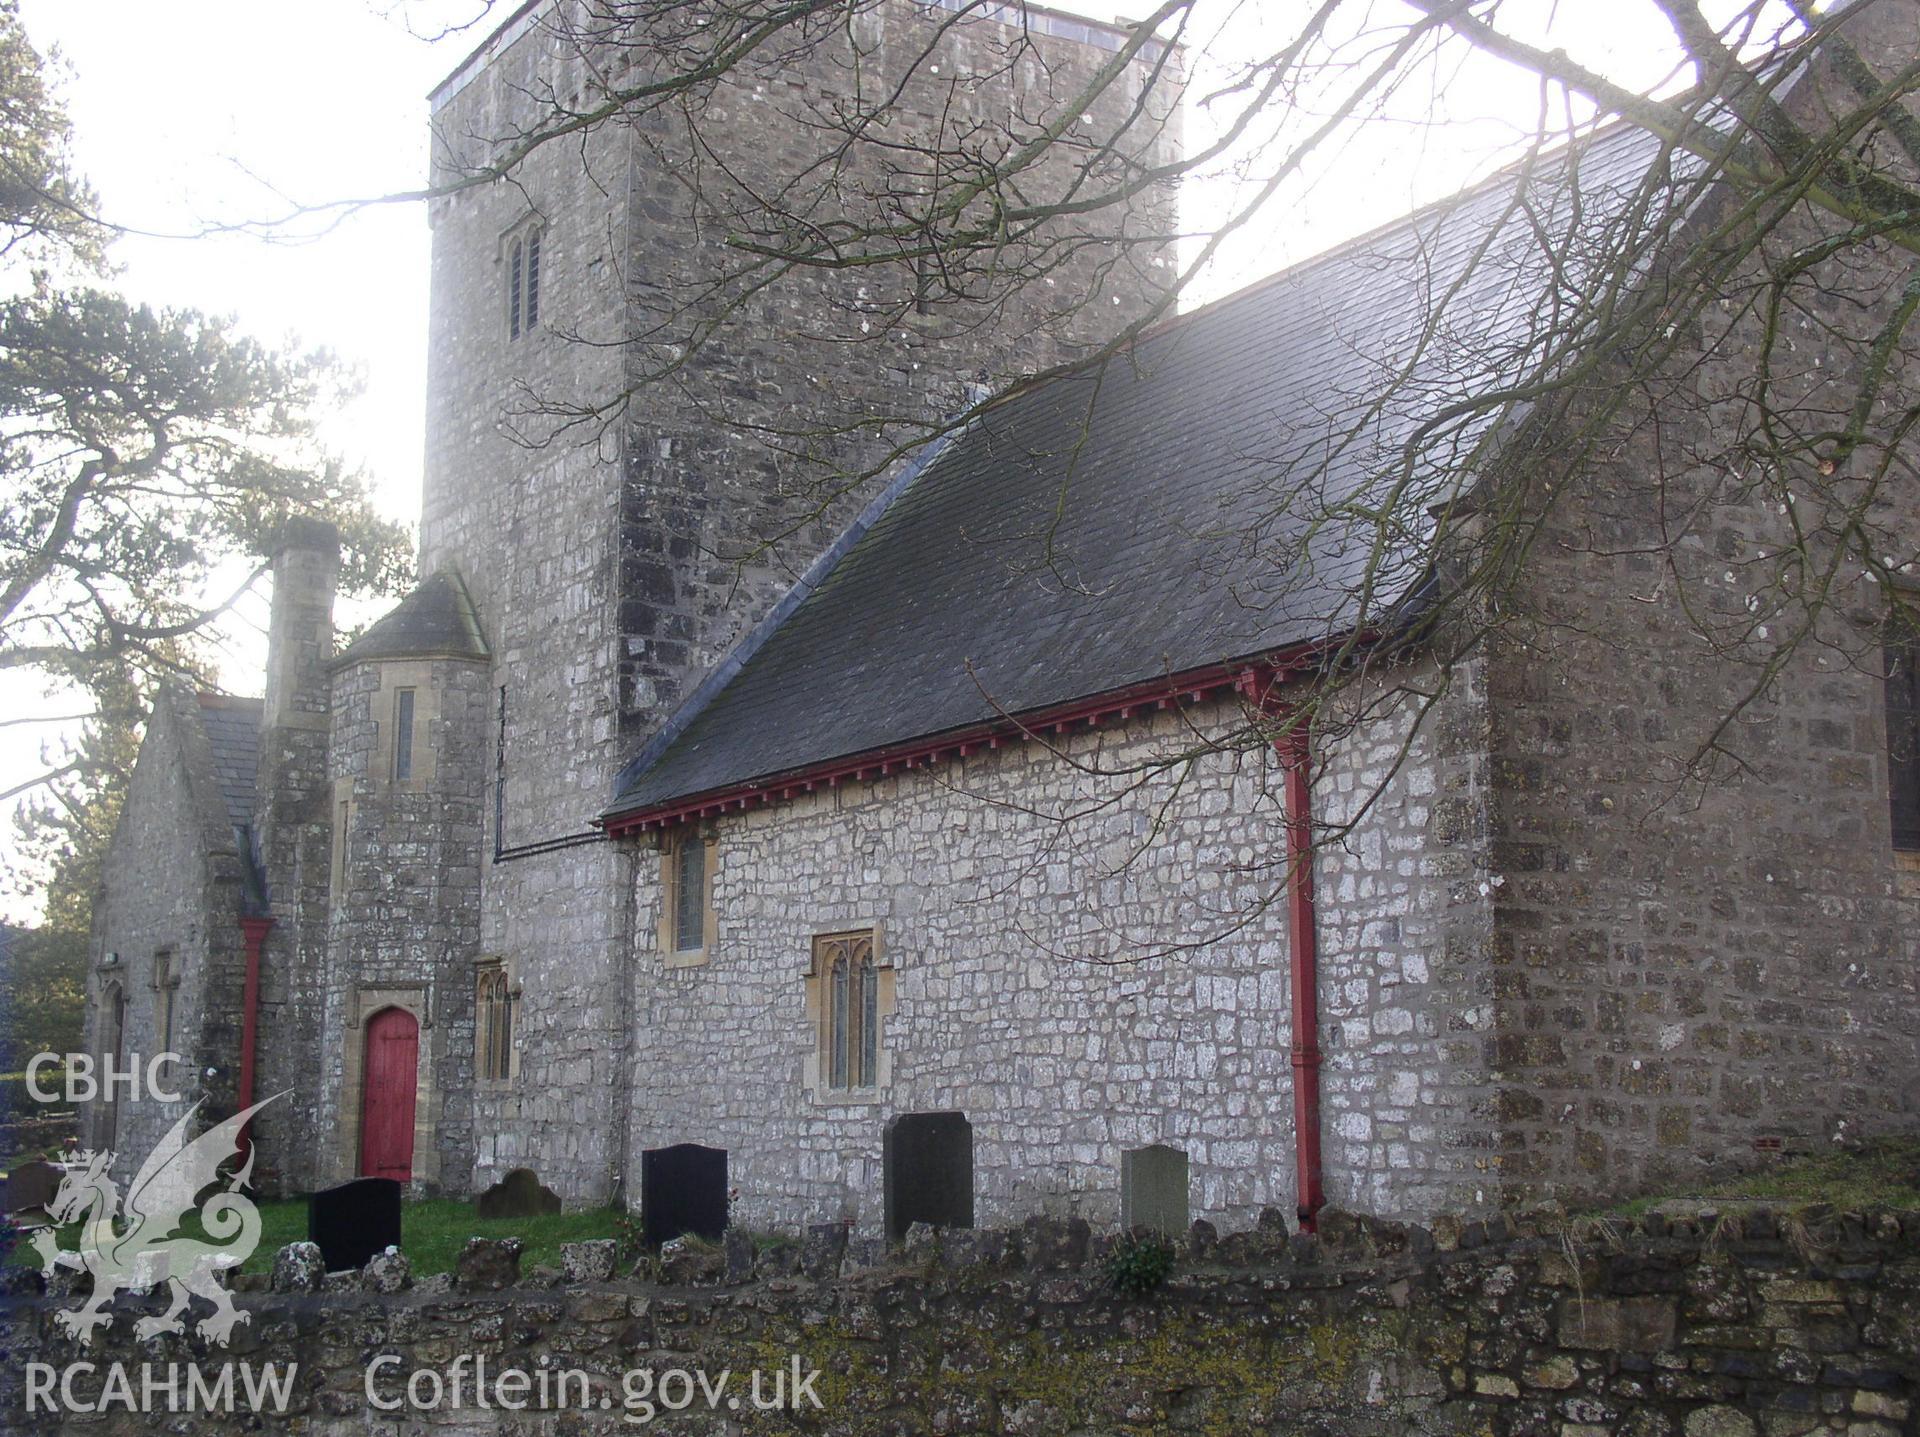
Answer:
663;948;710;970
807;1086;887;1107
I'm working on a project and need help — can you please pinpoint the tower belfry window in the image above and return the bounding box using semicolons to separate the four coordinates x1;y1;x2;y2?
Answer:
525;231;541;328
507;225;543;341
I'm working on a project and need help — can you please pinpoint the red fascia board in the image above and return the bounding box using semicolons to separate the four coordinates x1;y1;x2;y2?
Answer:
601;638;1345;837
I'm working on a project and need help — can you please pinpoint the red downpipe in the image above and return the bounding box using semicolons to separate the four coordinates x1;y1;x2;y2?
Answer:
1278;727;1327;1231
1239;668;1328;1229
237;916;273;1165
1237;667;1328;1229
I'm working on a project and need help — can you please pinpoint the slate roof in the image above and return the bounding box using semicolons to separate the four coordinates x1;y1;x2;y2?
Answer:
610;120;1693;819
194;694;263;831
334;571;490;667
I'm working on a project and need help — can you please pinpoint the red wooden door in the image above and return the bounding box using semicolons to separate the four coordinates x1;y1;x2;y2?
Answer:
359;1008;419;1182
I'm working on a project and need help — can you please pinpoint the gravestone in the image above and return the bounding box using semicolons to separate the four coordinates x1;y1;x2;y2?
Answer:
475;1167;562;1219
884;1111;973;1240
1;1159;63;1219
641;1144;728;1246
1121;1144;1190;1235
637;1144;725;1244
307;1177;402;1273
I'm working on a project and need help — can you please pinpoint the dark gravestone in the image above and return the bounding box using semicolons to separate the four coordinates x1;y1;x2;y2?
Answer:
884;1111;973;1241
2;1159;63;1219
475;1167;562;1220
1121;1144;1190;1235
641;1144;728;1247
307;1177;403;1273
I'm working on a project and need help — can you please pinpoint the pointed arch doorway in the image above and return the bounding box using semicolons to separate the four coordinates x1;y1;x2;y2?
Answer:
359;1006;419;1182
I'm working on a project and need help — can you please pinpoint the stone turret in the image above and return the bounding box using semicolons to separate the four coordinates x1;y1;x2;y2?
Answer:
318;570;492;1192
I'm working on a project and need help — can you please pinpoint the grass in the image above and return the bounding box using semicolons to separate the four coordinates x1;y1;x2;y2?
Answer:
5;1196;629;1276
2;1141;65;1172
317;1198;627;1277
1608;1137;1920;1218
1;1067;76;1171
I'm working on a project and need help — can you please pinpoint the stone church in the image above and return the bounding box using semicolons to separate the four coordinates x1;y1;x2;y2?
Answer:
83;0;1920;1238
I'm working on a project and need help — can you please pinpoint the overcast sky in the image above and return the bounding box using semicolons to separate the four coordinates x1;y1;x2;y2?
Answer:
0;0;1678;922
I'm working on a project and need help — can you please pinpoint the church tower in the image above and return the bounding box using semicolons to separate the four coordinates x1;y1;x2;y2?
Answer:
388;0;1182;1200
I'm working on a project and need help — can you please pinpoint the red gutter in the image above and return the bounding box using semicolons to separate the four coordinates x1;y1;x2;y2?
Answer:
236;916;273;1166
602;646;1336;836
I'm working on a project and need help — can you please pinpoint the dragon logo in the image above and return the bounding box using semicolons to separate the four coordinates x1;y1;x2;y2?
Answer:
33;1094;283;1346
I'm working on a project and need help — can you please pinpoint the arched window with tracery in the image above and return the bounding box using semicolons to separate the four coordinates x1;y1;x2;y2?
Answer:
476;963;513;1082
815;931;879;1090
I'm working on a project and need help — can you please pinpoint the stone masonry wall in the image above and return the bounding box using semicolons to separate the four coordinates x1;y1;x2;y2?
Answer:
612;2;1184;733
1484;7;1920;1205
418;0;641;1204
4;1201;1917;1434
1316;657;1505;1217
416;0;1183;1204
80;696;248;1182
621;663;1496;1235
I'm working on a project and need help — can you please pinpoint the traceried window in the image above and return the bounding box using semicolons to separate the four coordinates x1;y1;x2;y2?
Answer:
1888;606;1920;851
392;688;416;782
815;931;879;1090
507;226;543;340
476;963;514;1083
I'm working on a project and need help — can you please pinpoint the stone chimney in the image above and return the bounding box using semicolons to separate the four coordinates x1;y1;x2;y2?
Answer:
262;517;340;734
248;516;341;1199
